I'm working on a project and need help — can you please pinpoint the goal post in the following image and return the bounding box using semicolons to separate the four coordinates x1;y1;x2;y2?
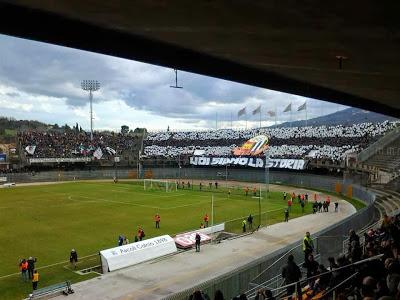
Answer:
143;179;177;192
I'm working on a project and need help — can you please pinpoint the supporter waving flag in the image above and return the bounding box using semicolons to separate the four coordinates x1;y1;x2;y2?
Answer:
25;145;36;155
106;147;116;155
93;147;103;159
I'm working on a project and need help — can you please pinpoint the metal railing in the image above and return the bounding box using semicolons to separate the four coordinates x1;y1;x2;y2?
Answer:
248;237;319;287
248;254;383;300
357;126;400;162
246;253;321;299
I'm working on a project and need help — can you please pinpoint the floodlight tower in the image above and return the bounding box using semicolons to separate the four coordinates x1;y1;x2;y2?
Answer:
81;80;100;141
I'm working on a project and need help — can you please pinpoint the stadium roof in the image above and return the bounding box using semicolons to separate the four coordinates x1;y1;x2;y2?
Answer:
0;1;399;117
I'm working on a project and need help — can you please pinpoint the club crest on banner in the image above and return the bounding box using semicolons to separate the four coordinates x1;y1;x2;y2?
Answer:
232;135;269;156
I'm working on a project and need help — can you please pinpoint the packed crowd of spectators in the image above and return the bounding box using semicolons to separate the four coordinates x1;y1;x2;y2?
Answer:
144;144;361;161
185;212;400;299
144;121;399;161
16;120;399;163
19;131;141;159
276;213;400;300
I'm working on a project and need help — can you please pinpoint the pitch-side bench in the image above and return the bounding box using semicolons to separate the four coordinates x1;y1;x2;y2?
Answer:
29;281;74;299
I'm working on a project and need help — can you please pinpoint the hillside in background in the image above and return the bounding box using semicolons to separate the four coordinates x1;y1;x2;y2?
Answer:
273;107;398;128
0;117;49;132
0;117;51;143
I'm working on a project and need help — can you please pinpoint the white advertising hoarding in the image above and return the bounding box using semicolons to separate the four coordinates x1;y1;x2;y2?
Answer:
29;157;92;163
100;235;177;273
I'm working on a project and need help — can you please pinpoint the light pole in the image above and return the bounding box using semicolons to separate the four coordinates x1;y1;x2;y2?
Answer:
81;80;100;141
262;148;270;227
225;164;229;188
114;156;120;182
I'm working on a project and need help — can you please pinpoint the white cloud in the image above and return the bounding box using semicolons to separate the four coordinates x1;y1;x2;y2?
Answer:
0;34;350;131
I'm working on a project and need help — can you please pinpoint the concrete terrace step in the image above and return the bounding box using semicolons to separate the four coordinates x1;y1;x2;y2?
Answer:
374;201;390;215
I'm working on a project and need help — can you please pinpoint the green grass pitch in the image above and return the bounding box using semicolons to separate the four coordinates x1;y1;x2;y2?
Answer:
0;180;314;299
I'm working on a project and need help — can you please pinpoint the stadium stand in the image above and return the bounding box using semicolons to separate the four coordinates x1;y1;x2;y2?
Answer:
245;186;400;300
19;131;142;159
363;139;400;172
15;131;145;171
144;121;399;162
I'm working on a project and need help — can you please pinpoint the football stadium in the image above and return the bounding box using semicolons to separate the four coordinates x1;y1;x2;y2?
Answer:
0;2;400;300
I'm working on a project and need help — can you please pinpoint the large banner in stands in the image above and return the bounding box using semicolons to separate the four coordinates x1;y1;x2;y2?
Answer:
29;157;92;163
189;156;308;170
100;235;177;273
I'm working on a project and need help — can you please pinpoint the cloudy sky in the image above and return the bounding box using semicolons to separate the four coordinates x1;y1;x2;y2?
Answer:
0;34;348;131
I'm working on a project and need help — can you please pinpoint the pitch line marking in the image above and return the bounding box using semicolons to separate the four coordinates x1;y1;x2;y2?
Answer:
110;189;186;198
70;194;211;210
0;254;98;280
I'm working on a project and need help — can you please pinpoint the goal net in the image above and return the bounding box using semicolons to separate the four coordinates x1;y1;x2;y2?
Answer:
143;179;177;192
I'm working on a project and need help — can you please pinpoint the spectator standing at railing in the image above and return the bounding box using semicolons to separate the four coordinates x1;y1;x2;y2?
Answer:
348;230;360;251
305;254;319;288
327;257;338;271
213;289;224;300
247;214;253;230
312;264;331;294
282;254;302;300
303;232;314;264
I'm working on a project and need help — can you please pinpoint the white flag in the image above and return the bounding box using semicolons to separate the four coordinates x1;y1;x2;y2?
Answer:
25;145;36;155
106;147;116;155
193;149;205;156
283;103;292;113
297;101;307;111
252;105;261;115
237;107;246;117
93;147;103;159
